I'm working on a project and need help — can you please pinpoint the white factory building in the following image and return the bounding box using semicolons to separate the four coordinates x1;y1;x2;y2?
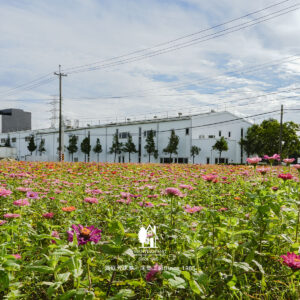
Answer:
0;111;252;164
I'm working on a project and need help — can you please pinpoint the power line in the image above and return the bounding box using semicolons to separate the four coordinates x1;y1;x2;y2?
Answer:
62;0;295;73
66;4;300;75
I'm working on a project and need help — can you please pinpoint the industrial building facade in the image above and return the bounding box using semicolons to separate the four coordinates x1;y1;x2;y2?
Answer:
0;111;251;164
0;108;31;133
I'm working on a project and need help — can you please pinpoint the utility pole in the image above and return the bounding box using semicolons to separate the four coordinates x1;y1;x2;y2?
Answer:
279;104;283;160
54;65;67;162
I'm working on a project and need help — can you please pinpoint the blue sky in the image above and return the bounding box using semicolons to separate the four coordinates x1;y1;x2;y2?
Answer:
0;0;299;128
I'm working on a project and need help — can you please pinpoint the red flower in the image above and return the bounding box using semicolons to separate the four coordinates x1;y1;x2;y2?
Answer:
43;212;54;219
278;173;293;181
146;263;162;282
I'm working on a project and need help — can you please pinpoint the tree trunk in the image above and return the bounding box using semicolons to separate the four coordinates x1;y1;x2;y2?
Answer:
114;152;116;162
149;153;151;163
129;152;131;162
97;153;99;163
193;156;195;164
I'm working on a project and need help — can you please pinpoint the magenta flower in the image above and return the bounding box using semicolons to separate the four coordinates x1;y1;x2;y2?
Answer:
12;254;21;260
139;201;154;207
179;184;194;190
184;205;204;213
0;220;7;226
202;174;218;182
278;173;293;181
51;231;60;244
67;224;102;246
280;252;300;269
257;167;270;175
26;191;39;199
0;188;12;197
42;212;54;219
13;199;30;206
264;154;280;162
84;197;99;204
283;158;295;165
165;187;182;196
146;263;162;282
246;157;262;165
4;213;21;219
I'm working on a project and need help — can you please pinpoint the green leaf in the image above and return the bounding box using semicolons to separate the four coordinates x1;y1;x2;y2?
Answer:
168;276;186;289
109;289;135;299
123;248;135;258
47;282;62;298
233;262;253;272
109;220;125;236
57;272;71;283
60;290;77;300
100;244;128;256
197;246;213;258
252;260;265;274
0;270;9;291
181;271;191;281
189;279;203;295
3;260;20;271
27;266;54;273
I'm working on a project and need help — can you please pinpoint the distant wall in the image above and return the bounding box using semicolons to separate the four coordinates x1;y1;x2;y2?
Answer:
0;147;17;159
1;109;31;133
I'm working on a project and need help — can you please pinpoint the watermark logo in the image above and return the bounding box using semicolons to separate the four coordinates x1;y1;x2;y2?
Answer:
138;225;158;248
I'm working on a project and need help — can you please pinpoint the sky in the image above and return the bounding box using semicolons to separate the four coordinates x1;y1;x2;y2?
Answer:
0;0;299;129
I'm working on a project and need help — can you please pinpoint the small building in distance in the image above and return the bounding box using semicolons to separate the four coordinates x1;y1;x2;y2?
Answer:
0;108;31;133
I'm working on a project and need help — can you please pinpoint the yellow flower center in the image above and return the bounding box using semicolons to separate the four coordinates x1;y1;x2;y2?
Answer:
80;228;91;236
294;258;300;262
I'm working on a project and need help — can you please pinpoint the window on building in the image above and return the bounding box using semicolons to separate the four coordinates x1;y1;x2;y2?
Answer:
208;135;215;139
144;130;156;138
228;131;231;138
12;138;16;143
219;130;222;137
199;135;205;139
25;136;31;142
1;138;5;143
215;158;218;164
185;128;189;135
119;132;128;139
206;157;210;164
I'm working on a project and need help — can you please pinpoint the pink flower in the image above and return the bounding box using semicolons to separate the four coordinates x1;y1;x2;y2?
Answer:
165;187;182;196
146;263;162;282
218;207;228;212
26;191;39;199
43;212;54;219
139;201;154;207
283;158;295;164
12;254;21;260
0;188;12;197
264;154;280;161
0;220;7;226
246;157;262;165
293;164;300;171
278;173;293;181
280;252;300;269
179;184;194;190
13;199;30;206
202;174;218;182
16;187;31;192
272;186;279;191
257;167;270;175
184;205;204;213
84;197;98;204
4;213;21;219
51;231;60;244
67;224;102;246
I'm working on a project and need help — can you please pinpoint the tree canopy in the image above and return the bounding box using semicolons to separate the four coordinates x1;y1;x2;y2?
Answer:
93;138;102;162
240;119;300;157
144;130;158;162
163;129;179;161
38;139;46;155
190;145;201;163
123;133;137;162
109;131;123;162
212;136;228;159
67;135;78;162
27;135;37;155
81;137;91;162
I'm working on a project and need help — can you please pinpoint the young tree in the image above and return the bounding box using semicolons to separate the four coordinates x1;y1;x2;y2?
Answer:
4;135;11;147
38;139;46;156
163;129;179;163
27;135;37;155
190;145;201;164
109;131;123;162
144;130;158;162
81;137;91;162
93;138;102;162
123;133;137;162
241;119;300;157
212;136;228;162
67;135;78;162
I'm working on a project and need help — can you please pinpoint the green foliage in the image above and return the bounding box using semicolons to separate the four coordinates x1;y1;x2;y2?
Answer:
144;130;157;162
212;136;228;159
122;133;137;162
190;146;201;163
93;138;103;162
80;137;91;162
109;131;123;162
67;135;78;162
38;139;46;155
163;129;179;161
4;135;11;147
27;135;37;155
241;118;300;157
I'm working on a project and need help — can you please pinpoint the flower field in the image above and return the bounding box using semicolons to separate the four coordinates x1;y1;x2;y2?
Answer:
0;161;300;299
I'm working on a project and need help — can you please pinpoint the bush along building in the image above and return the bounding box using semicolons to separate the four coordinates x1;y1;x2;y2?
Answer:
0;111;252;164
